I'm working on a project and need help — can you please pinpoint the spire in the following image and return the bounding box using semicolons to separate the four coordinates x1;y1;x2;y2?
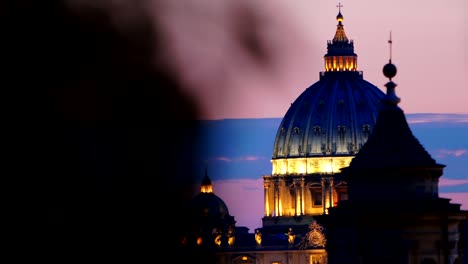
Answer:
382;31;400;105
332;2;348;42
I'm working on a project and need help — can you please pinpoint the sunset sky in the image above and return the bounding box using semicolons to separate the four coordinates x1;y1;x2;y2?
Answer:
151;1;468;231
155;0;467;120
13;1;467;257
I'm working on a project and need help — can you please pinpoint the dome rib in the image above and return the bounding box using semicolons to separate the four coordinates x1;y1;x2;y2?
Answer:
345;80;359;153
326;80;338;155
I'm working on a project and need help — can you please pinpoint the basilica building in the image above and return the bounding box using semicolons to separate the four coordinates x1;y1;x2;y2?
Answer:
182;7;467;264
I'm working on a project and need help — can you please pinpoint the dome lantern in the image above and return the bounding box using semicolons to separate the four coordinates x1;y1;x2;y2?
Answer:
324;3;357;72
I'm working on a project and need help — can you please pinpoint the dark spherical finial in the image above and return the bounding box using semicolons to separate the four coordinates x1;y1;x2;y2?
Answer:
383;62;397;79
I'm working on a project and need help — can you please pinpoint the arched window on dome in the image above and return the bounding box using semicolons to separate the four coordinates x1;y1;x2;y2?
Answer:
313;125;321;136
293;127;301;135
337;125;346;133
280;127;286;135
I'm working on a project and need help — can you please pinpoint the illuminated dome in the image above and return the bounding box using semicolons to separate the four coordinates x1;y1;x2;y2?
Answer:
190;173;231;219
262;9;385;228
271;10;386;176
185;171;236;249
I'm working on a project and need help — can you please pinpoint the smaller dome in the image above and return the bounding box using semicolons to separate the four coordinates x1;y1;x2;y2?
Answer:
190;192;230;219
190;171;232;219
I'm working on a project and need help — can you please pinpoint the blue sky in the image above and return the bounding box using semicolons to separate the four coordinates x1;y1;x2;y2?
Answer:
193;114;468;231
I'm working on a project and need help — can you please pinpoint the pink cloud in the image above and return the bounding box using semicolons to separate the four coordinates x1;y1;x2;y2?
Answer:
407;114;468;124
213;156;232;162
210;156;266;162
439;193;468;210
438;178;468;187
241;156;263;161
433;149;468;159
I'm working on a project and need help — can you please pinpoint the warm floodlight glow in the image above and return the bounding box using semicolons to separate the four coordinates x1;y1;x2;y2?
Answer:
325;56;357;72
201;184;213;193
296;194;301;215
271;157;352;175
279;199;283;216
215;234;222;246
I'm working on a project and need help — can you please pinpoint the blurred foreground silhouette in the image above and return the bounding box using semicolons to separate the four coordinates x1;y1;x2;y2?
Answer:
4;0;201;261
3;0;279;262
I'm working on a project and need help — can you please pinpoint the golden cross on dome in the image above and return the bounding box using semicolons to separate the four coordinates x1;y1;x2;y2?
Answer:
336;2;343;12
